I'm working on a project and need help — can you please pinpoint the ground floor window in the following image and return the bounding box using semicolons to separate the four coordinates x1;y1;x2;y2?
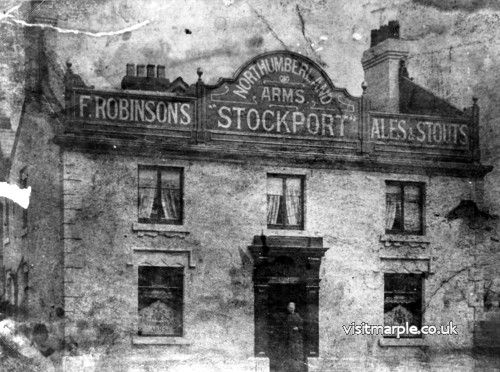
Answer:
138;266;183;337
384;273;423;338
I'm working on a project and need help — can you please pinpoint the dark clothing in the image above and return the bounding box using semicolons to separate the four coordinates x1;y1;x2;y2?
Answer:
281;312;305;372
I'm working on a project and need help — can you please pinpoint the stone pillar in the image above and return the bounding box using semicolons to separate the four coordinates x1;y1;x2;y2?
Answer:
305;283;319;357
254;283;269;356
305;256;322;357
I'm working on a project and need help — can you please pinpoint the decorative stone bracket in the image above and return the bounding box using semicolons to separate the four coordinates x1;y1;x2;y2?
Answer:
132;248;196;269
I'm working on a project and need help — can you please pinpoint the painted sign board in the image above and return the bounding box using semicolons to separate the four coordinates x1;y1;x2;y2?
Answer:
205;51;360;141
63;50;478;166
369;112;470;149
68;89;196;129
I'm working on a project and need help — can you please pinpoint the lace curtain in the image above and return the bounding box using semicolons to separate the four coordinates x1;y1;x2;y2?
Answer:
160;170;180;220
139;169;181;221
385;185;401;230
403;185;421;232
138;267;182;336
267;178;282;225
285;178;301;226
267;177;302;226
139;169;156;219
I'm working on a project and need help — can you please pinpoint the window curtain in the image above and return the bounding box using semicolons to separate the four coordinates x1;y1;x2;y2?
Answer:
160;170;180;220
384;304;415;327
285;178;301;225
385;185;401;230
138;267;183;336
267;178;283;224
404;185;421;232
138;169;157;219
161;189;180;220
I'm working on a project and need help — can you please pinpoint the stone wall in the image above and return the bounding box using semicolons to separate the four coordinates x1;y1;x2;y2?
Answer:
59;148;490;369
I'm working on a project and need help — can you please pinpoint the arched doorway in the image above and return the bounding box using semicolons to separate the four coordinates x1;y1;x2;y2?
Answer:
249;235;328;372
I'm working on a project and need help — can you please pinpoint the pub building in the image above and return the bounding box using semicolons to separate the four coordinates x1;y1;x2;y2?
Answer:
1;20;496;371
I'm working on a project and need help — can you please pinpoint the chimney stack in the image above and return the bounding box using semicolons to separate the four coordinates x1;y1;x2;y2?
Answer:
362;21;407;112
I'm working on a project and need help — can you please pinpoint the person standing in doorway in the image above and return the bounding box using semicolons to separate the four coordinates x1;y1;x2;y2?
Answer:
282;302;305;372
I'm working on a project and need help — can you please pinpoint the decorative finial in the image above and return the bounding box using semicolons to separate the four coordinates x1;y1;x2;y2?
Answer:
361;81;367;92
472;97;478;105
66;61;73;71
197;67;203;81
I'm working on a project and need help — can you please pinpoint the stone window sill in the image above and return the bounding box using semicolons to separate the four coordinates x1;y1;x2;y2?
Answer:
380;234;430;243
132;223;190;237
132;336;190;346
380;234;430;249
379;338;428;348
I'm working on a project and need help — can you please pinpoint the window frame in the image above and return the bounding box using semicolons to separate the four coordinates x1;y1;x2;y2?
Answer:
383;273;424;339
385;181;425;236
266;173;305;230
137;165;184;225
137;265;184;337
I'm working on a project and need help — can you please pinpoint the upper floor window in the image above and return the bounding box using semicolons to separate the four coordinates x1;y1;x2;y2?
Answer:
138;166;183;225
267;175;304;230
384;273;423;338
138;266;183;337
385;181;424;235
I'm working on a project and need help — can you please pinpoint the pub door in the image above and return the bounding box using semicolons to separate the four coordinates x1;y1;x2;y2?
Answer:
250;235;327;371
267;283;307;372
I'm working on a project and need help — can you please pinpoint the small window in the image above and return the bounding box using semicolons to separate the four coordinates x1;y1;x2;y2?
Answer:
385;181;424;235
267;175;304;230
384;273;423;338
138;266;183;337
138;166;183;225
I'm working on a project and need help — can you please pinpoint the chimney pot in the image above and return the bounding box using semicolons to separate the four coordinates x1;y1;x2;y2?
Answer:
136;65;146;77
157;65;166;78
126;64;135;76
147;64;155;78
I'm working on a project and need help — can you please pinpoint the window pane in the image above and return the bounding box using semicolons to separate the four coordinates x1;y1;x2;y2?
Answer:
386;185;402;231
138;187;155;219
267;177;283;225
285;178;302;226
138;167;183;224
138;267;183;337
404;185;422;232
384;274;422;338
161;188;181;220
139;169;157;188
161;169;180;189
267;177;283;196
267;194;282;225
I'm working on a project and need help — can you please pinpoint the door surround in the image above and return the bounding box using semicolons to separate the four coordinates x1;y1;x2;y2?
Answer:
249;235;328;358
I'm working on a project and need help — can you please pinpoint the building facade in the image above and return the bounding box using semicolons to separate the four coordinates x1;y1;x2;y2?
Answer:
1;6;499;371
